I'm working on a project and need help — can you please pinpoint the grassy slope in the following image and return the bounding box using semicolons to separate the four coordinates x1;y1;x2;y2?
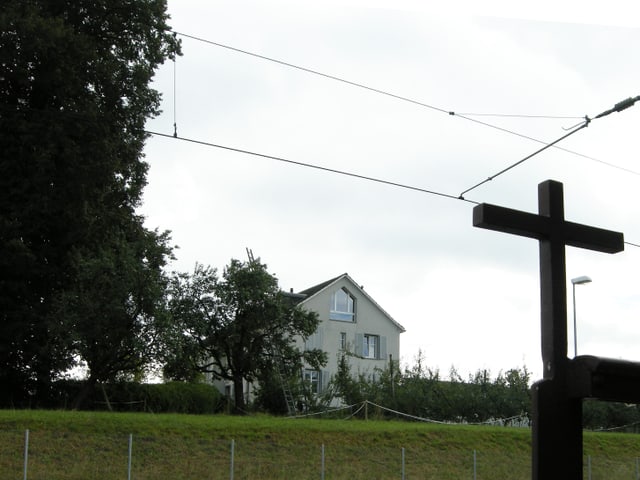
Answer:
1;410;639;479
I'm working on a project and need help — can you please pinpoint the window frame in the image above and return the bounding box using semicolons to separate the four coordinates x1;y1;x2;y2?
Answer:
363;334;379;359
304;369;320;394
329;288;356;322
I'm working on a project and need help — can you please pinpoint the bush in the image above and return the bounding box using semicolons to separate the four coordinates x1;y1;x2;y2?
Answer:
143;382;223;414
41;380;222;414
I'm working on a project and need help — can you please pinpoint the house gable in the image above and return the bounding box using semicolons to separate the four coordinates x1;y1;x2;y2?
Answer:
297;273;405;333
295;273;405;398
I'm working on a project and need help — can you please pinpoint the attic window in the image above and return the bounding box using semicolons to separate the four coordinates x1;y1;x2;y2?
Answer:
330;288;355;322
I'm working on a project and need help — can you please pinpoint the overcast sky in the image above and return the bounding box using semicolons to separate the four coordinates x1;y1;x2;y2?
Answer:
141;1;640;381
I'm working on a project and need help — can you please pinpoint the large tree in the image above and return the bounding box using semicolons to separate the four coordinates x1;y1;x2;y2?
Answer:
165;259;326;413
0;0;179;403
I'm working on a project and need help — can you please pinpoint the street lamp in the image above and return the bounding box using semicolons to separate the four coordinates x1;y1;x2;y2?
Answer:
571;275;592;357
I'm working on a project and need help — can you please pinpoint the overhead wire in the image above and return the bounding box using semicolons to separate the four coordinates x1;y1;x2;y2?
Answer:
145;130;478;205
160;33;640;248
173;31;450;115
459;96;640;198
172;55;177;137
451;113;584;120
458;118;591;199
145;130;640;249
173;31;640;178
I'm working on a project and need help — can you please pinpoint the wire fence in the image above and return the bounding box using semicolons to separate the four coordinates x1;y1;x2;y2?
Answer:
3;427;640;480
292;400;532;428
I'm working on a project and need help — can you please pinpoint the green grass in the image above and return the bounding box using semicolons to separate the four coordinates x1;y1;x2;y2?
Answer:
1;410;640;479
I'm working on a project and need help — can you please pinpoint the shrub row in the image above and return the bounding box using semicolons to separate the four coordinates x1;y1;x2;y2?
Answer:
18;380;223;414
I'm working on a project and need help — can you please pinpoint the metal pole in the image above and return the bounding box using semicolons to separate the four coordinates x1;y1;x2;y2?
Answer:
23;429;29;480
572;282;578;357
230;439;235;480
473;450;477;480
401;447;405;480
127;434;133;480
636;457;639;480
587;455;591;479
321;444;325;480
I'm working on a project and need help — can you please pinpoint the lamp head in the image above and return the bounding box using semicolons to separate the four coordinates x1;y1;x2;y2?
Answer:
571;275;592;285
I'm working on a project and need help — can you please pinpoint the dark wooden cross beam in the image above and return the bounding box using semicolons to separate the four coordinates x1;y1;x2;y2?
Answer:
473;180;624;480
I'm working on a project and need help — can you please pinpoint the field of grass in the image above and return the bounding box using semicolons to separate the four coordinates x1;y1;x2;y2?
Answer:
1;410;640;479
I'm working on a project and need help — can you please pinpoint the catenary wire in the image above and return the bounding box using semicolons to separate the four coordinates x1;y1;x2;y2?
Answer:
458;118;591;199
145;130;478;205
145;130;640;249
174;31;573;121
458;96;640;197
173;31;640;178
452;112;584;119
172;56;177;137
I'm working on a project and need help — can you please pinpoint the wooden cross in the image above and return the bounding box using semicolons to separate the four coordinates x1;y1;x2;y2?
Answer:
473;180;624;479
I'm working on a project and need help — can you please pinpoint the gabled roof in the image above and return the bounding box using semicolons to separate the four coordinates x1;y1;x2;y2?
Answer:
297;273;345;298
297;273;406;333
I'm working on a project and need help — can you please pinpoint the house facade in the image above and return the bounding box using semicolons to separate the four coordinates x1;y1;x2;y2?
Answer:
211;273;405;407
294;273;406;397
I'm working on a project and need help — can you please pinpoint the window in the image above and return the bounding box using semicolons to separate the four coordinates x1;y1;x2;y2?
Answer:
304;369;320;394
340;332;347;350
363;334;379;359
330;288;355;322
356;333;386;359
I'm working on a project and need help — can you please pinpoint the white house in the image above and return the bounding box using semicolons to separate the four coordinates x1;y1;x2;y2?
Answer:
293;273;406;396
212;273;406;407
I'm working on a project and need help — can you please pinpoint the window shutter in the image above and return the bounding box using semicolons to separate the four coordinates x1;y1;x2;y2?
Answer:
321;370;330;393
354;333;363;357
305;328;324;350
379;336;387;360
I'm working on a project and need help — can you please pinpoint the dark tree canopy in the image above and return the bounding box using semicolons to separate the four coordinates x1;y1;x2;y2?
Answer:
165;259;326;412
0;0;180;404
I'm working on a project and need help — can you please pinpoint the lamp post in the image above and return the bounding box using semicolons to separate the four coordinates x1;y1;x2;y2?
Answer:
571;275;592;357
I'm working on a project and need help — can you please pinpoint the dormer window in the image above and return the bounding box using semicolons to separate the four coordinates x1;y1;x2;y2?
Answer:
330;288;355;322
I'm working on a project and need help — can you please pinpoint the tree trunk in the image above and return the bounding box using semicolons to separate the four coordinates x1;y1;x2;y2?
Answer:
73;375;98;410
100;383;113;411
233;375;246;414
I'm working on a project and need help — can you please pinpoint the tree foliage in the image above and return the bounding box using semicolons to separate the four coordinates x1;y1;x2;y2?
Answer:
57;226;174;407
0;0;179;404
165;259;326;412
327;350;532;424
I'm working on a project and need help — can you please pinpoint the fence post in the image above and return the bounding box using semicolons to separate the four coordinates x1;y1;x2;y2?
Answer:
587;455;591;480
321;444;325;480
636;457;639;480
230;439;235;480
127;434;133;480
401;447;405;480
473;450;477;480
23;429;29;480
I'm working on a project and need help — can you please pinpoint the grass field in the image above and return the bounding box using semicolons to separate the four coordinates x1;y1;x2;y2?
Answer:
1;410;640;479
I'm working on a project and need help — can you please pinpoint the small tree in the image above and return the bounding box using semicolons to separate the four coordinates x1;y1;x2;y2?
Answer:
165;258;326;413
58;225;173;408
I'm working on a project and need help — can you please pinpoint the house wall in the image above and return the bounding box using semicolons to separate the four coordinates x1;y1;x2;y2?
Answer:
299;276;402;394
208;275;403;409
